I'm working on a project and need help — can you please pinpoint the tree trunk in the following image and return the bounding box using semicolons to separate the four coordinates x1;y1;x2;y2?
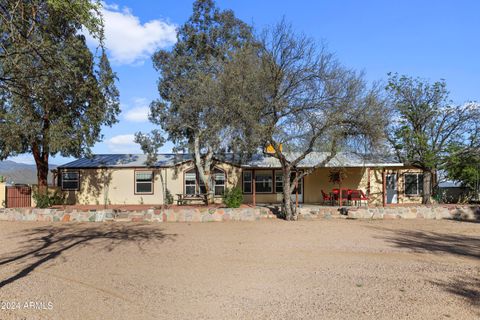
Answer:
33;149;49;196
193;135;214;205
282;167;296;220
422;169;433;204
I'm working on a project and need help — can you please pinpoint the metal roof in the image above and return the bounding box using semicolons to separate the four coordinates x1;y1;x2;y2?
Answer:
241;152;403;168
58;154;193;169
58;152;403;169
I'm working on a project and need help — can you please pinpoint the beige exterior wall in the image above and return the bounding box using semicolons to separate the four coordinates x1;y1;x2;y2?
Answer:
61;161;242;206
0;182;5;208
60;162;423;206
63;168;164;205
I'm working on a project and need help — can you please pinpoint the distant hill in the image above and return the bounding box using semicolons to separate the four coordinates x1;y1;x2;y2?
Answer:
0;160;57;185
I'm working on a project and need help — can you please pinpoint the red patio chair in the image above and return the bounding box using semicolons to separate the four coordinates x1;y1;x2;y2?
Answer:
350;190;368;206
321;190;332;205
360;190;369;205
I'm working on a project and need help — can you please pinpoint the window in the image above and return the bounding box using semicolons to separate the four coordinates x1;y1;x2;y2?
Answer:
243;171;252;193
404;173;423;196
61;172;79;190
185;171;197;195
255;171;273;193
214;171;225;196
275;171;283;193
184;168;225;196
135;171;153;194
274;171;303;194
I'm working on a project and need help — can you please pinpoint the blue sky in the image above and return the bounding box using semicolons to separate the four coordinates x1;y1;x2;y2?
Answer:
9;0;480;165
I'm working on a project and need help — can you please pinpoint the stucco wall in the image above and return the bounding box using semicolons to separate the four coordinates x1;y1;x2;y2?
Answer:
62;168;165;205
61;162;242;206
0;182;5;208
59;162;425;206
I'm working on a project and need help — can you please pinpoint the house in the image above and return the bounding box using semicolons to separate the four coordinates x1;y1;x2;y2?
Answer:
55;152;425;206
437;181;469;203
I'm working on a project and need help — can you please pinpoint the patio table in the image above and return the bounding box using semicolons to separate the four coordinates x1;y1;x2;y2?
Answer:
330;188;350;206
176;193;207;205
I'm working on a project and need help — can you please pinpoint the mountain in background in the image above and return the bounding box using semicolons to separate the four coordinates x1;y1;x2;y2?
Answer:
0;160;57;185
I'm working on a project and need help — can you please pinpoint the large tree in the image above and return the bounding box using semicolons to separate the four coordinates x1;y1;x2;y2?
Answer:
386;73;480;204
136;0;255;203
224;21;387;220
444;145;480;201
0;0;120;195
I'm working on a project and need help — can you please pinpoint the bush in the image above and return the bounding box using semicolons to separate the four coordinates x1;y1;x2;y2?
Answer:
165;189;174;205
33;190;65;208
223;187;243;208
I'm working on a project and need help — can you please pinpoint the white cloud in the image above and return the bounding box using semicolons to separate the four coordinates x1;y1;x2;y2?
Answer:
123;97;150;122
87;3;177;65
105;134;140;153
124;106;150;122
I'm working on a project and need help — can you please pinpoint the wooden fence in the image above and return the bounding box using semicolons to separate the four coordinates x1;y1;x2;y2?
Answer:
6;185;32;208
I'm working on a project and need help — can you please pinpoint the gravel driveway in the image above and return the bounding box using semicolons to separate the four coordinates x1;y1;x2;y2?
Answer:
0;219;478;320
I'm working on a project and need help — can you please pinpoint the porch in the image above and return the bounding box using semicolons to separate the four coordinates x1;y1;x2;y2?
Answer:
241;166;417;207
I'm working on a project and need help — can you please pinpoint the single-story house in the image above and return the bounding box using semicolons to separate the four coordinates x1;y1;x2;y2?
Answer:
55;152;425;206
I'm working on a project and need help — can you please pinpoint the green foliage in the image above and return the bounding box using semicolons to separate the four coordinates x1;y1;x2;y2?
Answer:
33;190;65;208
386;73;480;203
444;146;480;192
165;189;174;205
223;187;243;208
137;0;255;203
0;1;120;194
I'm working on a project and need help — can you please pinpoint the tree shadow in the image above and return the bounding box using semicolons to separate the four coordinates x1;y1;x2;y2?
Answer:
377;229;480;260
0;223;176;288
430;276;480;310
375;227;480;312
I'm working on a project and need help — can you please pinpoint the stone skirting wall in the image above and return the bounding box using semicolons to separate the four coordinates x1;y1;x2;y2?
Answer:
0;207;276;223
296;205;480;221
1;205;478;223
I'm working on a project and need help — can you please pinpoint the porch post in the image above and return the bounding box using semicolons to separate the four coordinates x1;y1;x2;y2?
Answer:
382;168;386;207
367;168;371;196
295;171;298;209
367;167;371;207
339;179;342;207
252;169;256;207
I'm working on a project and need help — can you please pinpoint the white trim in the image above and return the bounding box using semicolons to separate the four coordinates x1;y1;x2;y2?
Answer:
61;171;79;191
404;173;423;196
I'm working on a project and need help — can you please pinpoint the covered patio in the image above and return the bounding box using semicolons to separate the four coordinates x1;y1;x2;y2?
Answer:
243;165;413;208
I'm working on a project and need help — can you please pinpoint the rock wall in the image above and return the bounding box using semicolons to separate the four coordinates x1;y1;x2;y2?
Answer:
1;205;478;223
0;207;276;223
296;205;479;221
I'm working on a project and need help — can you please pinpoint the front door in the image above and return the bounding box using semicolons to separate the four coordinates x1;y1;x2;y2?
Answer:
386;173;398;204
290;175;303;203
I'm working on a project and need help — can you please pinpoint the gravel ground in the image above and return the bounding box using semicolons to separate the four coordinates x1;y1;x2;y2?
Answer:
0;219;478;320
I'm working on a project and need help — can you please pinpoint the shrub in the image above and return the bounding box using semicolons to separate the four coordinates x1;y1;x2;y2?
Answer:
223;187;243;208
33;189;65;208
165;189;174;205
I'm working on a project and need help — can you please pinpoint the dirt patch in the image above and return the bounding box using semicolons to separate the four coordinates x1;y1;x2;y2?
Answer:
0;219;478;319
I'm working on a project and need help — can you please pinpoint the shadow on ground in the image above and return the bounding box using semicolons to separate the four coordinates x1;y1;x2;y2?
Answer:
375;227;480;311
0;223;176;289
430;276;480;311
376;228;480;260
